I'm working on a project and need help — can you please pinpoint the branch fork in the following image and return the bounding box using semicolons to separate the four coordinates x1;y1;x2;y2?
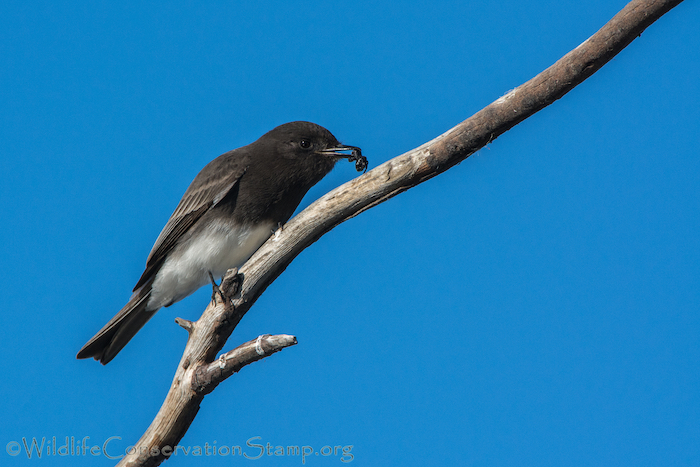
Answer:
119;267;296;467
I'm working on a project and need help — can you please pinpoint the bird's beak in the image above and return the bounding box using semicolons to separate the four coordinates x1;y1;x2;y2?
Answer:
318;144;360;158
318;144;368;173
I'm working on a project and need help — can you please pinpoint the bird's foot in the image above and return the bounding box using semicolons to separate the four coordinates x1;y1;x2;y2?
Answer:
272;222;283;241
208;271;226;305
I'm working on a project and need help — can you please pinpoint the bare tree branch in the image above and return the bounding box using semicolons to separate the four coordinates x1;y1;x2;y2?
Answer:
194;334;298;395
118;271;298;467
117;1;684;465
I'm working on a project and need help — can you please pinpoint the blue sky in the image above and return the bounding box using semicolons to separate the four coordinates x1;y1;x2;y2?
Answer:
1;1;698;465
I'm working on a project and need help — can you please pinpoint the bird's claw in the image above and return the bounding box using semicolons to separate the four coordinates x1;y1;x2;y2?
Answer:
208;271;226;305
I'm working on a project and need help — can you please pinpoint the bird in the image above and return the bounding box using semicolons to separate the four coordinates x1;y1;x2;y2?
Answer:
77;121;365;364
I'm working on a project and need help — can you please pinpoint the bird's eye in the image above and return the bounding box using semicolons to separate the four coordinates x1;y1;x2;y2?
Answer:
299;139;312;149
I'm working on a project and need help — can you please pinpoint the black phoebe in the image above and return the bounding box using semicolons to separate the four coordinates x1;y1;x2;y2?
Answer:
77;121;365;364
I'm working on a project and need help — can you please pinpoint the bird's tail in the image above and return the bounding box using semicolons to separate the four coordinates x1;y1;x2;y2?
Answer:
77;279;158;365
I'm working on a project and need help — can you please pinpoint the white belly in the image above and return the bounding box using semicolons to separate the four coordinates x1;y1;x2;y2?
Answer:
147;219;275;309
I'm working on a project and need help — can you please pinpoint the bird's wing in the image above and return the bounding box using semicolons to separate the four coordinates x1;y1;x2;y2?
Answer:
132;155;247;291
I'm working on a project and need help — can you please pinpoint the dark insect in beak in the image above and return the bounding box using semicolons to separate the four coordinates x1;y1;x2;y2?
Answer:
319;145;368;173
348;147;368;173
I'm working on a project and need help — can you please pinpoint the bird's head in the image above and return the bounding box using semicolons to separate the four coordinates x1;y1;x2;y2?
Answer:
259;121;366;174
